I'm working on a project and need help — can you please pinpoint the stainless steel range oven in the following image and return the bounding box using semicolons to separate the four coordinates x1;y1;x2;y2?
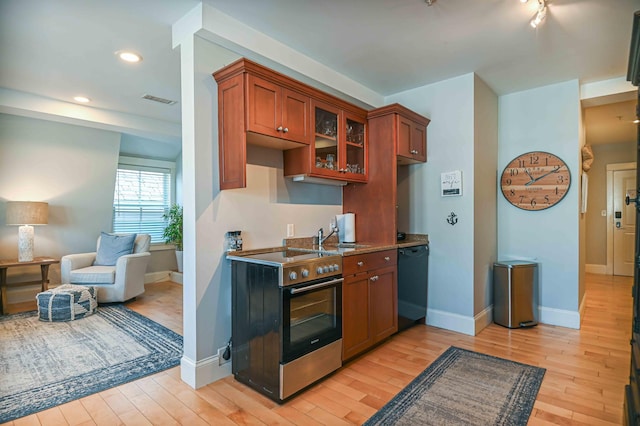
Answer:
228;249;342;402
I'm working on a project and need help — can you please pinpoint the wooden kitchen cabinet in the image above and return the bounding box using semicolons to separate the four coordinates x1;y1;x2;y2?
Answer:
343;103;430;244
246;74;310;145
284;100;367;184
213;58;368;189
342;249;397;361
397;113;428;164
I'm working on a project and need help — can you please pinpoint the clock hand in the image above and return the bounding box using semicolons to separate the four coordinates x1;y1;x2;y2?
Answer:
524;166;563;186
524;168;535;183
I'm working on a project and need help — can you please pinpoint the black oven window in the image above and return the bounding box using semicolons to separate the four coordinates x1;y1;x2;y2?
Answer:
289;286;336;345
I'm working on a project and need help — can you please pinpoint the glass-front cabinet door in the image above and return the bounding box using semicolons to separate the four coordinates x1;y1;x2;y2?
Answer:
344;112;366;182
311;100;367;182
312;100;341;178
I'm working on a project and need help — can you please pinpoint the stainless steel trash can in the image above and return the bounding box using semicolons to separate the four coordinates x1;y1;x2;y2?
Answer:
493;260;538;328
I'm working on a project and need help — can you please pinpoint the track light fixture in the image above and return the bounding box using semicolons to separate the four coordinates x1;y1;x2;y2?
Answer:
519;0;547;28
530;0;547;28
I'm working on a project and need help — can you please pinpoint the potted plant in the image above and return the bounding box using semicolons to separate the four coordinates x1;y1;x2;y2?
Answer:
163;204;183;272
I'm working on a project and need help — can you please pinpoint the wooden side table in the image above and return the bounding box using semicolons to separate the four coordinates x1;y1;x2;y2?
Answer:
0;257;59;314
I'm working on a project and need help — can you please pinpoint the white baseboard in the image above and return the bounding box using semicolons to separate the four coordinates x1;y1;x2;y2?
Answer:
427;304;580;334
170;271;183;284
474;305;493;334
426;308;476;336
539;306;580;329
145;270;182;285
145;271;172;283
180;354;232;389
585;264;607;274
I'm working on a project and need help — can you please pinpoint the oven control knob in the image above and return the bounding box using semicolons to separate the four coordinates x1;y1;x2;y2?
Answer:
323;266;330;273
317;266;324;275
328;265;335;272
301;268;309;278
289;271;297;281
333;264;340;271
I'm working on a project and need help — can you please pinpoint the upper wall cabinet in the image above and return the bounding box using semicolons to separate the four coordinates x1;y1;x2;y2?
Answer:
369;103;430;165
213;58;368;189
284;100;367;183
247;74;310;145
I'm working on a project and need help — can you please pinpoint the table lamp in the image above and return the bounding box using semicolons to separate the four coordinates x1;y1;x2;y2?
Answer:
6;201;48;262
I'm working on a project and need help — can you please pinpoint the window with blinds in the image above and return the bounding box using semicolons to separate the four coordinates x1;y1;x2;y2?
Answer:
112;165;172;243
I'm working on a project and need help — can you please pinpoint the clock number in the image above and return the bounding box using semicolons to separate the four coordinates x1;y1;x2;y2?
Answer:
530;199;537;207
555;186;559;195
544;195;550;204
510;168;519;176
529;155;539;165
510;189;515;196
557;175;564;184
506;178;512;185
519;195;526;203
518;159;525;168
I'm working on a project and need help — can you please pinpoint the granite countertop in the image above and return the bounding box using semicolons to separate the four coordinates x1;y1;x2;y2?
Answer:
227;234;429;258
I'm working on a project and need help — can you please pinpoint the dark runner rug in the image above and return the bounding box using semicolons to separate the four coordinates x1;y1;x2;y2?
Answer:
0;304;182;422
365;346;545;425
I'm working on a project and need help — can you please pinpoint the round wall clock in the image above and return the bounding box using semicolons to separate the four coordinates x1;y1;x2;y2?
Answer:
500;151;571;211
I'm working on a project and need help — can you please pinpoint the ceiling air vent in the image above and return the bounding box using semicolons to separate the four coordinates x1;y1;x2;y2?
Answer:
141;94;177;105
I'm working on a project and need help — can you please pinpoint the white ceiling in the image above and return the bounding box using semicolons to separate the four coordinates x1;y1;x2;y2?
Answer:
1;0;639;157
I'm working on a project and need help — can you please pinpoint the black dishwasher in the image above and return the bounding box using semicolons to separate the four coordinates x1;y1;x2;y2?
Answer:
397;244;429;331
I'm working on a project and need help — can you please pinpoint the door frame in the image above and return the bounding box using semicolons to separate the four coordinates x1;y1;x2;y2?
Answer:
606;162;637;275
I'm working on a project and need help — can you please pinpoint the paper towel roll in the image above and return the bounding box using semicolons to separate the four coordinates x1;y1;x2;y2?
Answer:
337;213;355;243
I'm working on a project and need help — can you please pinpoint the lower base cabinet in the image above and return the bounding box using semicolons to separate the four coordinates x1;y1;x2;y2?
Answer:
342;250;397;361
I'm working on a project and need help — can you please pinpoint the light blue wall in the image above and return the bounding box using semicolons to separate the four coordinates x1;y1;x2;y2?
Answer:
498;80;581;327
0;113;120;283
387;74;479;334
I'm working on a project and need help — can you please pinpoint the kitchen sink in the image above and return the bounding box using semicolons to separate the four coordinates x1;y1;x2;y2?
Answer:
336;243;369;248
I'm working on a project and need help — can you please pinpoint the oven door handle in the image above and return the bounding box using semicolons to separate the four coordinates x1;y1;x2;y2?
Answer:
290;277;344;294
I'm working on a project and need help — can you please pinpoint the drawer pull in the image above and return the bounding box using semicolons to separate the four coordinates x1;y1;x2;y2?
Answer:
277;126;283;132
357;261;364;267
384;256;390;261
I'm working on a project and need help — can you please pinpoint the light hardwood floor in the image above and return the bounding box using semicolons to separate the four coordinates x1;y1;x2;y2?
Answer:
3;273;632;425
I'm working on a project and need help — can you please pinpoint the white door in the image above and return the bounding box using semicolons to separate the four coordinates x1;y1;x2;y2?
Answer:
613;169;636;276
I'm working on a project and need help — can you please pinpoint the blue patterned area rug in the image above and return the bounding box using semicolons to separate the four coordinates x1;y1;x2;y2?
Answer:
365;346;545;425
0;304;183;422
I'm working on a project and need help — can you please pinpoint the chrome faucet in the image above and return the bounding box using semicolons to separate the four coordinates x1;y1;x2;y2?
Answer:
317;221;339;247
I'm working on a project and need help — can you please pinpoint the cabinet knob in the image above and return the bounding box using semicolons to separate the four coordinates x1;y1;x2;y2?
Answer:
370;275;379;282
277;126;283;132
384;256;390;261
357;261;364;267
283;127;289;133
411;149;418;155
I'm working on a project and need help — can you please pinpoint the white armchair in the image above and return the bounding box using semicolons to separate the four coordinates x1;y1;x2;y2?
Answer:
61;234;151;303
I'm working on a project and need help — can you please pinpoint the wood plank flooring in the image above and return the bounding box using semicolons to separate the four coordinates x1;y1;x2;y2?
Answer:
2;273;632;425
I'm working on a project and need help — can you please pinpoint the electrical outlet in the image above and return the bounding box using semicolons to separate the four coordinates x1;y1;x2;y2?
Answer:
287;223;295;237
218;346;230;366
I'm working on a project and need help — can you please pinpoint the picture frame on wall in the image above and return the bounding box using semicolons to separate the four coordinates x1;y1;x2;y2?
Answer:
441;170;462;197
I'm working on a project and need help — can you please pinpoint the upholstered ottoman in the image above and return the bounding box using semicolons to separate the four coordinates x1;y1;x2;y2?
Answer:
36;284;98;322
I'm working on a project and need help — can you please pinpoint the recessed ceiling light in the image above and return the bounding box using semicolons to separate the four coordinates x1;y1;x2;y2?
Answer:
73;96;91;103
116;50;142;63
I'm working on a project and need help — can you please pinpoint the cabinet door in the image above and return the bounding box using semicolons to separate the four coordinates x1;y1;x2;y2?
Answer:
397;115;413;158
410;121;426;162
282;88;310;144
397;115;427;164
342;273;371;360
343;112;367;182
246;74;281;138
311;100;342;178
369;266;397;343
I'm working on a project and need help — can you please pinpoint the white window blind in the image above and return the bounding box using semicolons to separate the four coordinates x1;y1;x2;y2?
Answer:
113;165;171;243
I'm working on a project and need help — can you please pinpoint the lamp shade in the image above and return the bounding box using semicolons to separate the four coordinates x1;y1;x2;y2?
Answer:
6;201;48;225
